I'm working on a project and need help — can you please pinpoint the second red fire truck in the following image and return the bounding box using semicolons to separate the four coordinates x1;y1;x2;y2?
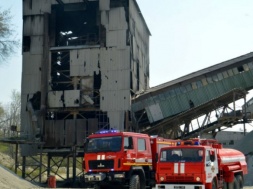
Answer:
155;139;248;189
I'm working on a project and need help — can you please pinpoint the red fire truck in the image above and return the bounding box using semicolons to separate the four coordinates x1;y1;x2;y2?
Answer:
83;130;177;189
155;139;248;189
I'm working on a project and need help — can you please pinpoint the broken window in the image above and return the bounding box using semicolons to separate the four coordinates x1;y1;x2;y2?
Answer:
23;36;31;52
237;66;244;73
51;2;99;47
50;51;72;90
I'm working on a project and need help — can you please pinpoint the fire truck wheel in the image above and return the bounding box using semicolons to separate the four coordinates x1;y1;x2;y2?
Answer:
235;175;243;189
129;174;140;189
94;184;100;189
222;181;228;189
233;176;240;189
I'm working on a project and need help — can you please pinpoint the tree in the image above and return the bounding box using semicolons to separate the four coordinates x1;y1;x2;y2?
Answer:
0;103;4;127
0;8;19;62
0;90;21;137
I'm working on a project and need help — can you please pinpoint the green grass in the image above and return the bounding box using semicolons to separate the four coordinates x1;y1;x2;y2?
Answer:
0;143;11;153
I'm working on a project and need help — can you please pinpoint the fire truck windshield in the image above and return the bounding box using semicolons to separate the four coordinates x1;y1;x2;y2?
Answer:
86;136;122;153
160;148;204;162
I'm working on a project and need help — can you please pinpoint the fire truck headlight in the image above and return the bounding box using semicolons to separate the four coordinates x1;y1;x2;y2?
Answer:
196;177;200;181
160;177;164;181
114;173;125;178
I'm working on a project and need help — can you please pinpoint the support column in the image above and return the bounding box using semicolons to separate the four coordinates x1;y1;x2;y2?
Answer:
15;143;18;174
22;156;26;179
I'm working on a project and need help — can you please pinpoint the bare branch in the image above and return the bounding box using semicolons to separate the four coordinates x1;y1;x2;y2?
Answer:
0;8;20;63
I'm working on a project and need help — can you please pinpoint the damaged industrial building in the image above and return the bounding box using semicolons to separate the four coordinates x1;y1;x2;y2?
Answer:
22;0;150;153
20;0;150;181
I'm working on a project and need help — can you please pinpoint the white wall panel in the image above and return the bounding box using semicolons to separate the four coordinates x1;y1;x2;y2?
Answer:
101;11;109;29
99;0;110;11
30;36;44;55
100;90;131;111
107;111;125;130
101;69;130;91
109;8;128;31
23;16;44;36
48;91;64;108
70;49;99;76
106;30;126;49
23;0;51;15
22;54;41;94
22;74;41;93
22;54;42;75
64;90;80;107
100;47;130;71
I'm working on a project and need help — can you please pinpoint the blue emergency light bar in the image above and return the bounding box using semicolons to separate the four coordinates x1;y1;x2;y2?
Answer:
95;129;120;134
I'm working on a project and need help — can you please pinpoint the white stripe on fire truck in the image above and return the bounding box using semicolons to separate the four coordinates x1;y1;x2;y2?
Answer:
174;163;178;174
180;163;185;174
97;155;105;160
135;158;152;163
174;163;185;174
221;156;245;164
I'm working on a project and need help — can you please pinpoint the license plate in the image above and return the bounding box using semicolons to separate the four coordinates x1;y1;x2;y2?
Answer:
174;186;185;189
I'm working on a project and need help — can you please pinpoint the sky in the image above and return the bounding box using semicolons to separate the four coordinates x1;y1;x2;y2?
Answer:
1;1;253;106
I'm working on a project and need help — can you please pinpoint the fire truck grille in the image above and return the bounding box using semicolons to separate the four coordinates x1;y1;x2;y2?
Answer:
166;176;194;182
88;160;114;169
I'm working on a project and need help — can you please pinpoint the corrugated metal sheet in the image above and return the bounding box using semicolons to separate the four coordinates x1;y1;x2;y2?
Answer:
23;16;44;36
135;66;253;123
87;118;98;135
109;7;128;31
44;120;64;147
138;52;253;95
76;119;87;146
65;120;75;146
147;103;164;122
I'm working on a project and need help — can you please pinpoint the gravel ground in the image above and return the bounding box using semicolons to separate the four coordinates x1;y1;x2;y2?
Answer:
0;165;39;189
